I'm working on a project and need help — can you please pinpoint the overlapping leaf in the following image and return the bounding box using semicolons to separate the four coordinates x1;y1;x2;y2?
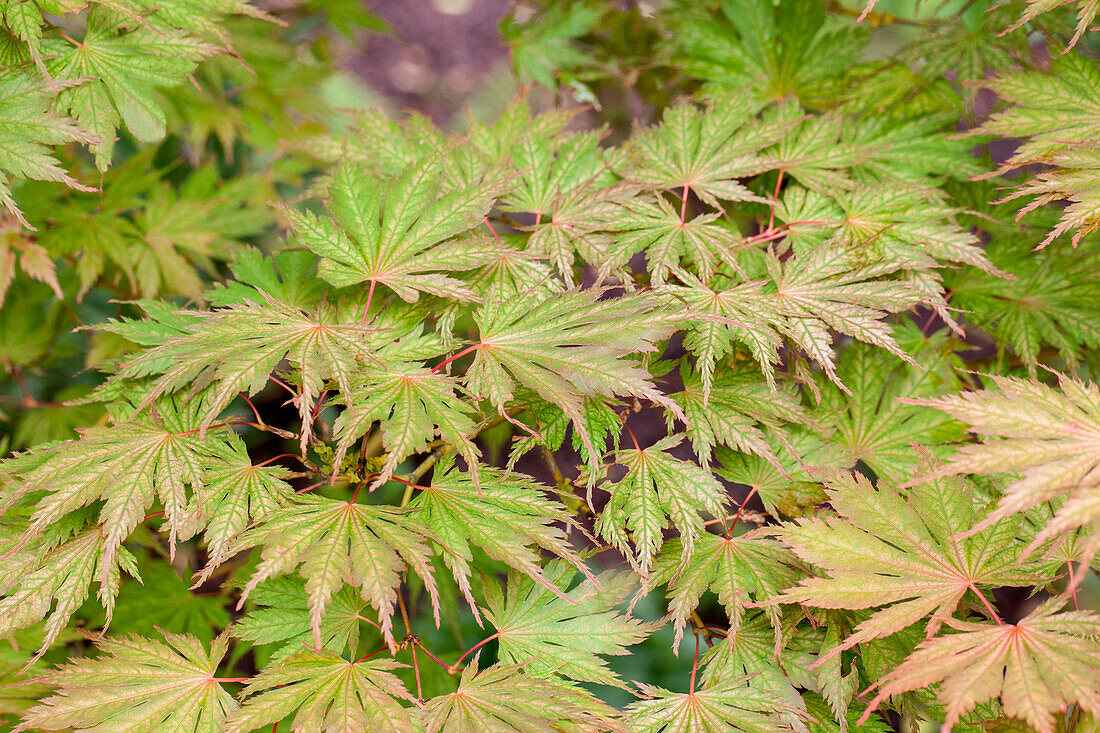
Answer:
234;576;365;663
285;156;506;302
779;470;1039;658
595;434;728;575
408;459;588;615
465;288;681;474
225;651;414;733
109;299;373;452
862;601;1100;733
1;396;250;572
18;631;237;732
483;564;656;687
653;531;802;646
46;8;219;169
905;372;1100;570
332;365;480;491
232;495;439;650
0;72;95;228
0;529;137;657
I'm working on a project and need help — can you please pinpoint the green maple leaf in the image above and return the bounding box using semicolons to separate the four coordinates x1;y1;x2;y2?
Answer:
225;650;415;733
46;8;218;170
626;677;807;733
181;431;293;570
905;371;1100;574
332;364;480;491
284;156;506;302
948;237;1100;374
497;127;620;280
973;53;1100;247
0;529;138;657
464;288;682;476
779;470;1040;658
862;600;1100;733
672;364;808;468
408;458;588;615
814;337;966;485
595;434;728;575
0;72;96;228
714;428;846;519
765;247;922;387
501;2;604;90
604;194;743;284
103;563;230;643
620;95;785;207
18;630;237;732
659;275;786;391
666;0;865;109
208;247;327;310
1;395;250;573
420;662;625;733
110;299;372;453
779;184;1001;276
233;495;439;650
235;576;366;664
483;564;656;687
653;531;802;646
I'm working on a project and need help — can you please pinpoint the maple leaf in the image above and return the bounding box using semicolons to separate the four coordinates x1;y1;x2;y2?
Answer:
110;299;372;453
225;650;415;733
46;8;219;170
420;662;625;733
603;194;743;284
464;288;682;477
500;2;604;90
284;156;506;302
658;275;786;391
179;432;294;570
861;600;1100;733
653;531;803;647
626;677;807;733
332;364;481;491
947;237;1100;374
0;529;138;657
904;371;1100;574
208;247;328;310
231;495;439;651
483;564;656;687
595;434;728;576
779;184;1002;276
672;364;808;468
764;247;922;387
667;0;865;109
620;95;785;207
778;470;1040;659
813;337;966;485
1;395;248;572
17;630;237;732
0;72;96;228
973;53;1100;248
235;576;366;663
408;458;588;615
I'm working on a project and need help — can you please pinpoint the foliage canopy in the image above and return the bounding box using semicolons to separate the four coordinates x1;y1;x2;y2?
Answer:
1;1;1099;731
